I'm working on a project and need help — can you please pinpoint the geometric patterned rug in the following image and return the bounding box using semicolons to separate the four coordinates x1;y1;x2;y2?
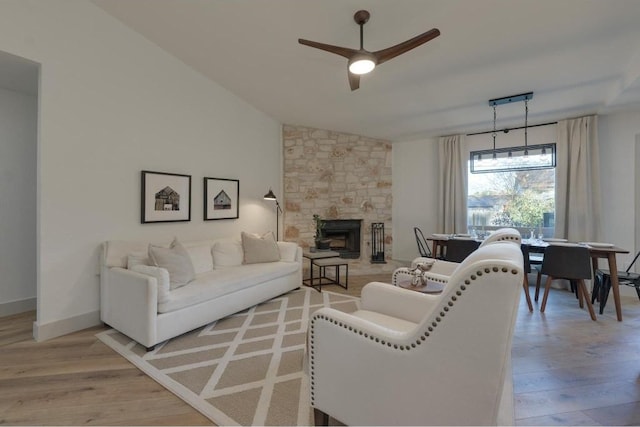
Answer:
96;288;360;426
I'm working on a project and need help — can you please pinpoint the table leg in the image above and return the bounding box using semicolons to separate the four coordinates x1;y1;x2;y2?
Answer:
607;253;623;321
590;256;599;298
310;261;314;287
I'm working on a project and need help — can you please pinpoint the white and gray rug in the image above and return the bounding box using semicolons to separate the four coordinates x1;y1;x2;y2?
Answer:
97;288;359;426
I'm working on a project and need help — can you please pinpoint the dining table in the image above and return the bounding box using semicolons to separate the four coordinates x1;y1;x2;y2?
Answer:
427;235;630;321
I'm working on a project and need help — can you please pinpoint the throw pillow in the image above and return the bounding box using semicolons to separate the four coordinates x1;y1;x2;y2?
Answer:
127;252;150;269
241;231;281;264
148;237;196;290
184;243;215;274
131;264;171;304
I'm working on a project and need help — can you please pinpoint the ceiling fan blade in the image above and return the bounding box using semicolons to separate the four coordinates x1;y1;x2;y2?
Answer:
348;72;360;91
372;28;440;65
298;39;358;59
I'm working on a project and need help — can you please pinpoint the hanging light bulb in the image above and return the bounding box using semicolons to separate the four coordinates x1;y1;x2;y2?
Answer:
540;146;549;161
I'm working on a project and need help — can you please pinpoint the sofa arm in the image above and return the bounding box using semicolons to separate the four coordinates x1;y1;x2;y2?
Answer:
277;241;300;262
360;282;439;324
101;267;159;347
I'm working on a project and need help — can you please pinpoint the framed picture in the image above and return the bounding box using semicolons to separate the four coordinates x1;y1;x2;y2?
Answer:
204;177;239;220
141;170;191;223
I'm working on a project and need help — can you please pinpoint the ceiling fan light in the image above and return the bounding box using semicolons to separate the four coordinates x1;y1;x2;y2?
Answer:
348;53;376;75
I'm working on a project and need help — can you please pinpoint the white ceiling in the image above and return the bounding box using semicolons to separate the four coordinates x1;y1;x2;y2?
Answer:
90;0;640;141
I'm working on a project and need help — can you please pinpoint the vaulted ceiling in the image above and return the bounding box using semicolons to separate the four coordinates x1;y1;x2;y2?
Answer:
92;0;640;141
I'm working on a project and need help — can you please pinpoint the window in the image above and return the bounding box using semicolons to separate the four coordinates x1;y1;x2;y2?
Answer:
467;152;555;238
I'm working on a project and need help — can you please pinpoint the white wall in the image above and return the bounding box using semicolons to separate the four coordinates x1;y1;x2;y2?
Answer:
0;88;37;316
599;108;640;271
392;138;439;262
0;0;282;339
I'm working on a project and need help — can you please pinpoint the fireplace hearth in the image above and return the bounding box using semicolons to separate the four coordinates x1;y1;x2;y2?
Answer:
322;219;362;259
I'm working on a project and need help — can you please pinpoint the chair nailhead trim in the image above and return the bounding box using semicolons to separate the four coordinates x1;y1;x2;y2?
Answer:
308;263;519;403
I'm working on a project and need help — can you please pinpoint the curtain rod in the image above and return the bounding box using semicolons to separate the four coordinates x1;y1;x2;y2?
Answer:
467;120;557;136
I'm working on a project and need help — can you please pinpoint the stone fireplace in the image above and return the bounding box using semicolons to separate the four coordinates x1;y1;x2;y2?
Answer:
322;219;362;259
282;125;396;275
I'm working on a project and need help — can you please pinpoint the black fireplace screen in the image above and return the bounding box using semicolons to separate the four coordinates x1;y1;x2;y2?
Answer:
322;219;362;259
371;222;386;263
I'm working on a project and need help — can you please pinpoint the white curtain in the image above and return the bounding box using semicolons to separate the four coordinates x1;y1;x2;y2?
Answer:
555;115;601;241
437;134;467;233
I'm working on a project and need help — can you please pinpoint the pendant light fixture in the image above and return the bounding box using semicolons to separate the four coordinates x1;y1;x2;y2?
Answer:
523;98;529;156
470;92;556;173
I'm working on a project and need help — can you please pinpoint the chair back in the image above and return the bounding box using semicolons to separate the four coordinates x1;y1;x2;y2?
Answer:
413;227;431;257
521;243;532;273
409;242;523;424
626;250;640;273
480;227;522;247
541;244;591;279
444;238;480;262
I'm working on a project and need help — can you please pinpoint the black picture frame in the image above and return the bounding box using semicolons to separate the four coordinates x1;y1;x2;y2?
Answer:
141;170;191;223
204;177;239;220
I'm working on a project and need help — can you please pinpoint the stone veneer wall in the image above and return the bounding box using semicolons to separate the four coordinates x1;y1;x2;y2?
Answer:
282;124;398;275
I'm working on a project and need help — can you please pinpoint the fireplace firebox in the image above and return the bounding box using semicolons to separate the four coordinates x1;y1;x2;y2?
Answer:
321;219;362;259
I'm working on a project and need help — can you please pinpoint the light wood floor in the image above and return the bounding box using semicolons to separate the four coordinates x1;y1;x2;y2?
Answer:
2;273;640;426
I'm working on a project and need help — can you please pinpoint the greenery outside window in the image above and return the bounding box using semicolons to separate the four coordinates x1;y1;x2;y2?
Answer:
467;153;555;238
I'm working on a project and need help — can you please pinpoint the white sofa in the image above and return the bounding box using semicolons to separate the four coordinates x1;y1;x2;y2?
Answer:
100;237;302;349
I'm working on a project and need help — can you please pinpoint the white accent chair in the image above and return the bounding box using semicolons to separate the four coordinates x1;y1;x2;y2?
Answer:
309;243;524;426
411;227;522;268
480;227;522;246
398;228;523;289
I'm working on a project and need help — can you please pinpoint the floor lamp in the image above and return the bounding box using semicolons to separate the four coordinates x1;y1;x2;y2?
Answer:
264;188;283;240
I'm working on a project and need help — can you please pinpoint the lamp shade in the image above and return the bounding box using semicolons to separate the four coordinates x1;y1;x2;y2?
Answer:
348;52;376;75
264;189;277;200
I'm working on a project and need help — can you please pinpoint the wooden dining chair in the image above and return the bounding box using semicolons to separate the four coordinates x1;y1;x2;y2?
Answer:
444;239;480;263
537;244;597;320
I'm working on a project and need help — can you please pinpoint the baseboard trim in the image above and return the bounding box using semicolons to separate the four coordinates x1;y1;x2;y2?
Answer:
33;310;101;342
0;297;36;317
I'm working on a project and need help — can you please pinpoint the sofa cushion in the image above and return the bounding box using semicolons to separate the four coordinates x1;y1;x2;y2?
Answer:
127;252;150;269
158;261;299;313
149;238;196;290
276;241;298;262
241;231;280;264
104;240;150;268
212;238;244;266
183;242;214;274
131;265;171;304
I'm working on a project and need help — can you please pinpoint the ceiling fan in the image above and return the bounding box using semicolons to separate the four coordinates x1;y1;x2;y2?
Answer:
298;10;440;91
